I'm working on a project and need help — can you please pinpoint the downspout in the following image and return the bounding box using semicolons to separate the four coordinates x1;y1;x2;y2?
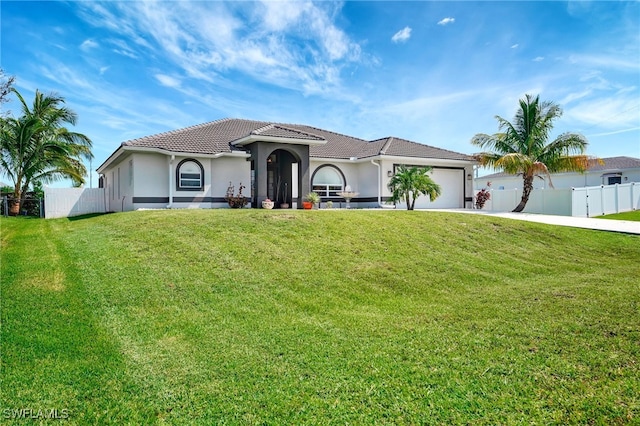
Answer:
168;155;175;208
370;159;395;209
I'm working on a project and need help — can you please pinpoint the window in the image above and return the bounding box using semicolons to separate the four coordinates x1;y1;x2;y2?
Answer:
312;165;344;197
603;173;622;186
608;176;622;185
176;159;204;191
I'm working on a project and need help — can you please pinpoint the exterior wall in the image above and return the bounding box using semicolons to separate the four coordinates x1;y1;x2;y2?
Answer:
101;151;474;211
309;160;386;208
309;160;362;207
210;156;251;206
101;152;251;211
131;153;169;210
169;155;251;209
103;152;134;212
357;161;382;207
309;158;474;209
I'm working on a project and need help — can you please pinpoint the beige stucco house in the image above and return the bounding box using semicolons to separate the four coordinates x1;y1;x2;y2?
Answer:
97;118;477;211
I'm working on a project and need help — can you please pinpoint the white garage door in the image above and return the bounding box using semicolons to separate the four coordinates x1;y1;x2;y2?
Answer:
397;168;464;209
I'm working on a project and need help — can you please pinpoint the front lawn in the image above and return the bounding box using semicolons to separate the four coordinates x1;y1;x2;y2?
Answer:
1;210;639;424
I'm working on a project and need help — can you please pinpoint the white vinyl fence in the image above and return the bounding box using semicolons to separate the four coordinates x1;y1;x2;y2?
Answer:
44;187;106;219
478;182;639;217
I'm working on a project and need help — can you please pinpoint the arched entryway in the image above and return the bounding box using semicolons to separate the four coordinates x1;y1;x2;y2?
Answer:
265;149;297;208
247;142;310;209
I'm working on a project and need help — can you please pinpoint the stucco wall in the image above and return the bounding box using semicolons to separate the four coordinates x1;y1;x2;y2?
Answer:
103;152;134;212
102;152;251;211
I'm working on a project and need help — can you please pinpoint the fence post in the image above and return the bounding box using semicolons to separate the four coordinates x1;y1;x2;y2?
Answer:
2;196;6;217
586;190;590;218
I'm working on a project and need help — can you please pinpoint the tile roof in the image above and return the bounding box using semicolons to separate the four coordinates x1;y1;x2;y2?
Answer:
480;156;640;178
370;136;473;161
251;124;325;141
118;118;474;161
586;156;640;171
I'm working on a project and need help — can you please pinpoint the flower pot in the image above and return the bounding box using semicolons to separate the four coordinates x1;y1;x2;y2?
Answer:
280;203;290;209
302;201;313;209
262;200;274;209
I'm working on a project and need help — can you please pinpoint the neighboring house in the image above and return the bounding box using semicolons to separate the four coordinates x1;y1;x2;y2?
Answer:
476;156;640;190
96;118;477;211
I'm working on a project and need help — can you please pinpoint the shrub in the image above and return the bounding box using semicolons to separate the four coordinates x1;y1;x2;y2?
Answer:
475;182;491;209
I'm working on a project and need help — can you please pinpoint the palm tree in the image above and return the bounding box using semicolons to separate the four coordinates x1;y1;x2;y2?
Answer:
388;165;441;210
0;89;92;215
471;94;595;212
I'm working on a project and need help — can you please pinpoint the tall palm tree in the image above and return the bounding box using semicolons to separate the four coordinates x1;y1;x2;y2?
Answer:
388;165;441;210
471;94;594;212
0;89;92;215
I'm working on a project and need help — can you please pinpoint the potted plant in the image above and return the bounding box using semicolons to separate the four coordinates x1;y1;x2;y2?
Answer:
225;182;248;208
303;192;320;209
262;198;274;209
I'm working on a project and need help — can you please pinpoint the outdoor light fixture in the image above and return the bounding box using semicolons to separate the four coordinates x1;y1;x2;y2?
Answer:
467;173;472;180
387;170;393;177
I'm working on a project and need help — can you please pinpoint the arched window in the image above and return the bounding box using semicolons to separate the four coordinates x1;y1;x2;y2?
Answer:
176;159;204;191
312;165;345;197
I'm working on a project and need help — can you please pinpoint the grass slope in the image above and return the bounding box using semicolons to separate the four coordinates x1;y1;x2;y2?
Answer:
1;210;639;424
600;210;640;222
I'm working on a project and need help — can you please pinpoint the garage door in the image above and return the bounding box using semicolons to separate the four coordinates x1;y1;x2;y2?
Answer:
397;168;464;209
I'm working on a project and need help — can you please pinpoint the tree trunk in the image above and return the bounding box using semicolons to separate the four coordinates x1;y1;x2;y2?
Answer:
513;174;534;212
9;186;22;216
9;199;21;215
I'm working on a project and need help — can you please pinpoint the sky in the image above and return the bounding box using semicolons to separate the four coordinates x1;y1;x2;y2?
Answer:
2;0;639;186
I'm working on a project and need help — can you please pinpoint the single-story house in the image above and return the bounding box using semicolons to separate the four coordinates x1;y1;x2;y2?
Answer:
96;118;477;211
476;156;640;190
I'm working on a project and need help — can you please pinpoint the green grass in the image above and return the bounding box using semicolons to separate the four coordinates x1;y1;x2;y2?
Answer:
599;210;640;222
2;210;639;424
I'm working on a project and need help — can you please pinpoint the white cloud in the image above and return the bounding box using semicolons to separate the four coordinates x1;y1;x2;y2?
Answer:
511;44;519;49
533;56;545;62
99;66;109;75
155;74;181;89
77;0;362;98
565;97;640;129
437;17;455;26
568;53;640;71
391;27;412;43
80;39;99;51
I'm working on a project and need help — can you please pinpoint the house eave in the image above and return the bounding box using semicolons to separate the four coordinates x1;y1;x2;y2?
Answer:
96;145;250;174
310;154;476;165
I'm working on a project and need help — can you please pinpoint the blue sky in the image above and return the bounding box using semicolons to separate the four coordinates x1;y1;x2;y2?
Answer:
2;0;639;185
